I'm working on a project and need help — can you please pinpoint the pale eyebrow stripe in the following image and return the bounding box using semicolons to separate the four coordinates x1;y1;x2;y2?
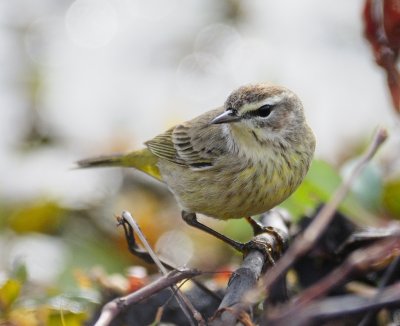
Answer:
260;93;285;106
239;91;287;113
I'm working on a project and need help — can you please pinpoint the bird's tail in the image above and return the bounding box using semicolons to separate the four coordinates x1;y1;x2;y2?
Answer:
77;154;125;168
76;148;162;181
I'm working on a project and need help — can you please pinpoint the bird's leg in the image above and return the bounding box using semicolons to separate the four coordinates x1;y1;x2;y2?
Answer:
181;211;246;252
245;216;267;235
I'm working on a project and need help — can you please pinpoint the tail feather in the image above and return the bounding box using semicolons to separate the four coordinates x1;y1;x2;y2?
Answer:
77;154;125;168
77;148;162;181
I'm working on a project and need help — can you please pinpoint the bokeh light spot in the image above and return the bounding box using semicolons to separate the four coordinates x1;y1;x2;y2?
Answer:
176;53;229;102
155;230;193;266
65;0;118;48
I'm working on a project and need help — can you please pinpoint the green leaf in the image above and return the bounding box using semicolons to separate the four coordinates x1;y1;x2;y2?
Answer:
280;160;341;218
280;160;377;224
341;160;383;212
383;179;400;218
12;262;28;284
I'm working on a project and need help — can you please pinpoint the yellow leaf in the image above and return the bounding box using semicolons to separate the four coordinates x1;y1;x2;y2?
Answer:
8;200;64;234
9;308;40;326
47;309;87;326
0;279;21;311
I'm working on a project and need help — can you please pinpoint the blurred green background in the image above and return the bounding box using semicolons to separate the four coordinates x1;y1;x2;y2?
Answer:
1;0;400;324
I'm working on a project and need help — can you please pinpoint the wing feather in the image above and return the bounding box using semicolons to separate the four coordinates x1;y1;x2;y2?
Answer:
145;128;183;164
145;107;228;169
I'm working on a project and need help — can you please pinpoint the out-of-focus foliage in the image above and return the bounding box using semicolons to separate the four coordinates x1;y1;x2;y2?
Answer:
0;262;90;326
281;160;379;224
1;0;400;324
5;307;87;326
383;179;400;218
343;162;383;212
0;279;21;311
7;200;65;234
281;160;341;218
363;0;400;113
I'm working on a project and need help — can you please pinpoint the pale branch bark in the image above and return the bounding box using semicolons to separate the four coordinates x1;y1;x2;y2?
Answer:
210;209;290;326
94;268;201;326
121;211;168;274
94;211;205;326
118;214;222;302
121;211;205;326
258;127;388;295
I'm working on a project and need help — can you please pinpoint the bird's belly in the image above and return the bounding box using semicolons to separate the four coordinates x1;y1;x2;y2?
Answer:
159;158;302;220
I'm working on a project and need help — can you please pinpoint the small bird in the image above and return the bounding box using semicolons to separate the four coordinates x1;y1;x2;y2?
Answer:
78;83;315;251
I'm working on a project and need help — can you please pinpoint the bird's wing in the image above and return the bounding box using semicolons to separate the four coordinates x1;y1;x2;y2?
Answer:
145;127;181;164
145;108;228;169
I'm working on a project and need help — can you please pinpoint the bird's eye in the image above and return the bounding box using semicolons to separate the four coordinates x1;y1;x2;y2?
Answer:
257;104;273;118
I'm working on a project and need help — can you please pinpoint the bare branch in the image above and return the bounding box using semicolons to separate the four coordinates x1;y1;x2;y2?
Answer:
272;282;400;326
94;268;201;326
266;234;400;325
210;209;290;326
358;255;400;326
118;214;222;302
120;211;205;325
121;211;169;274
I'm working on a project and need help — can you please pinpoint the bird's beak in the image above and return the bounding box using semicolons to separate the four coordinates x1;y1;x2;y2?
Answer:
210;109;241;124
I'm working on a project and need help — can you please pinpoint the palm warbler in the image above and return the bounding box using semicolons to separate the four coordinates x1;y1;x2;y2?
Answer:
78;83;315;250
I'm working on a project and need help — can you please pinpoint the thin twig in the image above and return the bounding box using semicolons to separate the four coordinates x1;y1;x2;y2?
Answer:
120;211;205;325
94;268;201;326
118;213;222;301
270;282;400;326
291;236;399;307
358;255;400;326
122;211;169;274
258;127;388;295
265;235;400;325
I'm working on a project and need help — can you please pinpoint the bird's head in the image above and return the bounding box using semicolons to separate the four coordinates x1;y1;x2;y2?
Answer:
211;83;306;141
